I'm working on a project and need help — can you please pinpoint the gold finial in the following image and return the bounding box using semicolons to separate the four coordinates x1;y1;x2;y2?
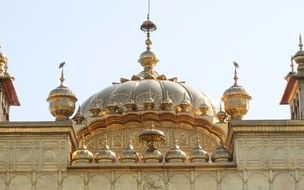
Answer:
173;137;178;147
195;137;202;147
299;34;303;51
79;133;85;149
233;61;239;86
59;62;65;86
151;121;155;128
148;89;154;102
141;0;157;50
103;134;109;147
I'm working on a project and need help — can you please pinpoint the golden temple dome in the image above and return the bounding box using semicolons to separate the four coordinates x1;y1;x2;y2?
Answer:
81;80;217;117
119;140;140;163
221;62;251;120
80;17;218;119
94;138;117;163
211;144;232;162
189;141;209;163
47;63;77;121
71;138;94;164
165;140;187;163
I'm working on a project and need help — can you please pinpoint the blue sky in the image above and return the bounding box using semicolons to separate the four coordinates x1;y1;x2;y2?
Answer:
1;0;304;121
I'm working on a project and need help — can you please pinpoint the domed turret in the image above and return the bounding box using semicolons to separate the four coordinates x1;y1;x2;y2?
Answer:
165;139;187;163
293;35;304;64
177;93;192;113
161;91;174;111
222;62;251;120
216;105;228;123
71;136;93;164
72;106;85;124
119;140;140;163
293;35;304;75
47;62;77;121
125;98;136;112
198;103;209;116
211;144;232;163
189;140;209;163
95;137;117;163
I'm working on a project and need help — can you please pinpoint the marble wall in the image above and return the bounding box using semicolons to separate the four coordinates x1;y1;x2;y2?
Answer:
0;169;302;190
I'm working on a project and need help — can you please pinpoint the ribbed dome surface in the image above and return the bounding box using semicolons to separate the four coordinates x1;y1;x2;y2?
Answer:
80;79;218;118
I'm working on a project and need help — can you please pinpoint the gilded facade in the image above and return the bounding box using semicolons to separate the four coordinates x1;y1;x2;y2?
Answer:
0;11;304;190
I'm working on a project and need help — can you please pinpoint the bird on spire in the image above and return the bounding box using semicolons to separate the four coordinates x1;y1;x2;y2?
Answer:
59;62;65;86
233;61;239;85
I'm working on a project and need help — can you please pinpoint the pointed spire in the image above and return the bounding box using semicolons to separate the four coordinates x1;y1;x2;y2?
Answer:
138;0;158;74
141;0;157;51
293;34;304;66
233;61;239;86
80;133;86;149
59;62;65;86
299;34;303;51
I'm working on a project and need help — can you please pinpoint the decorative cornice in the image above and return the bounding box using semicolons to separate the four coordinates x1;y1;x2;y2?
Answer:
67;162;237;170
79;112;225;142
227;120;304;147
0;121;77;149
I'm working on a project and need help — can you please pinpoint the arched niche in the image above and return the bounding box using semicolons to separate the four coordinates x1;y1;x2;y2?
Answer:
9;175;31;190
195;173;216;189
221;173;243;190
169;174;190;190
37;174;57;190
89;174;110;190
273;172;295;190
63;174;84;190
248;173;268;190
115;174;137;190
0;175;4;190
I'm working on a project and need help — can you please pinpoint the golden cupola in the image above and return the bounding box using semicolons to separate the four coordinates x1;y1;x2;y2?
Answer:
94;137;117;163
47;62;77;121
165;139;188;163
211;144;232;162
221;62;251;120
119;139;140;163
71;136;94;164
189;139;209;163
